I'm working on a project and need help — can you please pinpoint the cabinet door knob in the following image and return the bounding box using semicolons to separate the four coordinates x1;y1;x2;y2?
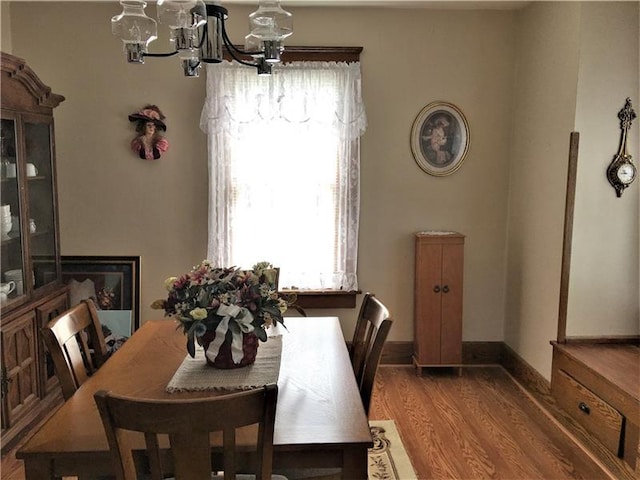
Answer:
578;402;590;415
433;285;441;293
442;285;450;293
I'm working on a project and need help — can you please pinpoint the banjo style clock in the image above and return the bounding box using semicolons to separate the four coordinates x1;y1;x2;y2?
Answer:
607;98;637;197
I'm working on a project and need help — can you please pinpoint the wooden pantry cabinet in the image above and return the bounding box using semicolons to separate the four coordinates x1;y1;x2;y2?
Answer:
413;232;464;375
0;52;68;452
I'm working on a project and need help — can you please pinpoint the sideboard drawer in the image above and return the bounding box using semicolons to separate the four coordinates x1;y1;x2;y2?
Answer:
554;369;623;456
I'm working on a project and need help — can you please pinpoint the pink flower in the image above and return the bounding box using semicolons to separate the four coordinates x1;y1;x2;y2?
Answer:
140;108;160;120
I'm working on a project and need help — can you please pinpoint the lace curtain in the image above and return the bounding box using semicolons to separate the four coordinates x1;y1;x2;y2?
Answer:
200;61;367;290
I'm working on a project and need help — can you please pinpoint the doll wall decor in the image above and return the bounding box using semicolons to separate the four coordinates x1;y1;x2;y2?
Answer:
128;105;169;160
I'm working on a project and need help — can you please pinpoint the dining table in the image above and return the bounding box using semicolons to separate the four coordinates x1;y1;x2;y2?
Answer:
16;316;372;479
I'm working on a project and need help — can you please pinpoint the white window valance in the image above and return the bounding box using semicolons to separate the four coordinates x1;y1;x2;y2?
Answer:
200;61;367;141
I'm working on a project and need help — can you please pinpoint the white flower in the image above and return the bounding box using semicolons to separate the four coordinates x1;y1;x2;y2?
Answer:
190;307;208;320
277;298;288;314
164;276;177;290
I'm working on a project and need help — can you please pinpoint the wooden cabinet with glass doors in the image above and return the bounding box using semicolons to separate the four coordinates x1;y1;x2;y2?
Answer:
0;52;69;451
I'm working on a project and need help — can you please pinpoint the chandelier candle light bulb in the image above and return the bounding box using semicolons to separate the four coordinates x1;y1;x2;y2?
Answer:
111;0;158;64
111;0;293;77
157;0;207;74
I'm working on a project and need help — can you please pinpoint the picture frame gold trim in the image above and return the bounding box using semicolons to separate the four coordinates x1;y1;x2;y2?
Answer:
410;101;470;177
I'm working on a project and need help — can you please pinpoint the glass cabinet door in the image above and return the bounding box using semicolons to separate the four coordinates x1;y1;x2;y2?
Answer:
0;117;26;306
24;115;59;292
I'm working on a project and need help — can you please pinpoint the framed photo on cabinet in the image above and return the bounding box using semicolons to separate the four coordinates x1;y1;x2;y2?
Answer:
410;101;470;176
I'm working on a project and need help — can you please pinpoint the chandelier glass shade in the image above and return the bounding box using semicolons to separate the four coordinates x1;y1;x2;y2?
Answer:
111;0;293;77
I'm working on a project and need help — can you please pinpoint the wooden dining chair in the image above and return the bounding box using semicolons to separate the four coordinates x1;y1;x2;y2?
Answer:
350;293;384;378
94;384;287;480
350;293;393;416
41;298;109;400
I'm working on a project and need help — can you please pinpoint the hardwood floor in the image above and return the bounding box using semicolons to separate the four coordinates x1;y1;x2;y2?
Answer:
1;365;631;479
369;366;622;480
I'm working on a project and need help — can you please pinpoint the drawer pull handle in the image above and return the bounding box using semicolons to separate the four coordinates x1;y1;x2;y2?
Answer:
433;286;441;293
578;402;590;415
442;285;450;293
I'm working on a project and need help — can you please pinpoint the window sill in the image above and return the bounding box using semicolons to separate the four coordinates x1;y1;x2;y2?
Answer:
280;290;359;309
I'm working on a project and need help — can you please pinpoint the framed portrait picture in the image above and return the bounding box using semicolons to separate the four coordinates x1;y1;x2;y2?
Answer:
410;101;470;176
61;255;141;333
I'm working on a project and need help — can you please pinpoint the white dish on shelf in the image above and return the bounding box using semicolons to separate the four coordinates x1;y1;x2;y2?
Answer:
1;219;12;239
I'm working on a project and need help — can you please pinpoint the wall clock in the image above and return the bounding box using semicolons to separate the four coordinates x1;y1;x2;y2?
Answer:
606;98;636;197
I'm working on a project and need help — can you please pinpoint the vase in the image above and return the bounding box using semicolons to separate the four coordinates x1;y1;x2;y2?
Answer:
199;330;259;369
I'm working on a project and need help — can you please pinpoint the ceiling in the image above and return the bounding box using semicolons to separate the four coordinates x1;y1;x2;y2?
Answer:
225;0;530;8
5;0;529;9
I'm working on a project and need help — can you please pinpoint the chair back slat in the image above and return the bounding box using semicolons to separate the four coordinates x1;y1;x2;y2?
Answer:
144;432;164;480
94;384;279;480
223;428;237;480
63;337;90;386
359;317;393;415
42;299;108;400
172;432;212;479
350;292;375;359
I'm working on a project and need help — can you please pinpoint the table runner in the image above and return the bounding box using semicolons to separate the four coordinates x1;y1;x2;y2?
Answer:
166;336;283;392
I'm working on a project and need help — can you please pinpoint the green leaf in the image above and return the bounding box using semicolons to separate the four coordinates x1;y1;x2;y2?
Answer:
261;305;285;326
186;335;196;358
261;304;281;317
255;328;267;342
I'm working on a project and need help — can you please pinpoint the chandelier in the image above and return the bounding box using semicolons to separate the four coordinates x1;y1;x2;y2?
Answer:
111;0;293;77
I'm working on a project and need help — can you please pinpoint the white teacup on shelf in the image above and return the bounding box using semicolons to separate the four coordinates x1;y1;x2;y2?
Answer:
5;269;23;295
0;281;16;297
5;164;16;178
5;269;22;282
1;218;12;240
13;280;24;296
1;206;12;240
26;163;38;177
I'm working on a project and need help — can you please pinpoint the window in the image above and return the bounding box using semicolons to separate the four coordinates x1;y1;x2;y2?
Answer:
200;57;366;291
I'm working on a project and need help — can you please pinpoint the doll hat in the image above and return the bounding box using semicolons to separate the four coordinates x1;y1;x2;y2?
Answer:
128;105;167;131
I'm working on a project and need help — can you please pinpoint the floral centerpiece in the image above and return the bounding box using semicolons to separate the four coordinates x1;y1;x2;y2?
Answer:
151;261;287;368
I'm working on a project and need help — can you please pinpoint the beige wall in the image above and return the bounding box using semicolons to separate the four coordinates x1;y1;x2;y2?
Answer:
6;1;514;345
1;2;11;53
9;2;210;331
568;2;639;337
504;1;581;381
505;1;639;379
4;2;637;382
